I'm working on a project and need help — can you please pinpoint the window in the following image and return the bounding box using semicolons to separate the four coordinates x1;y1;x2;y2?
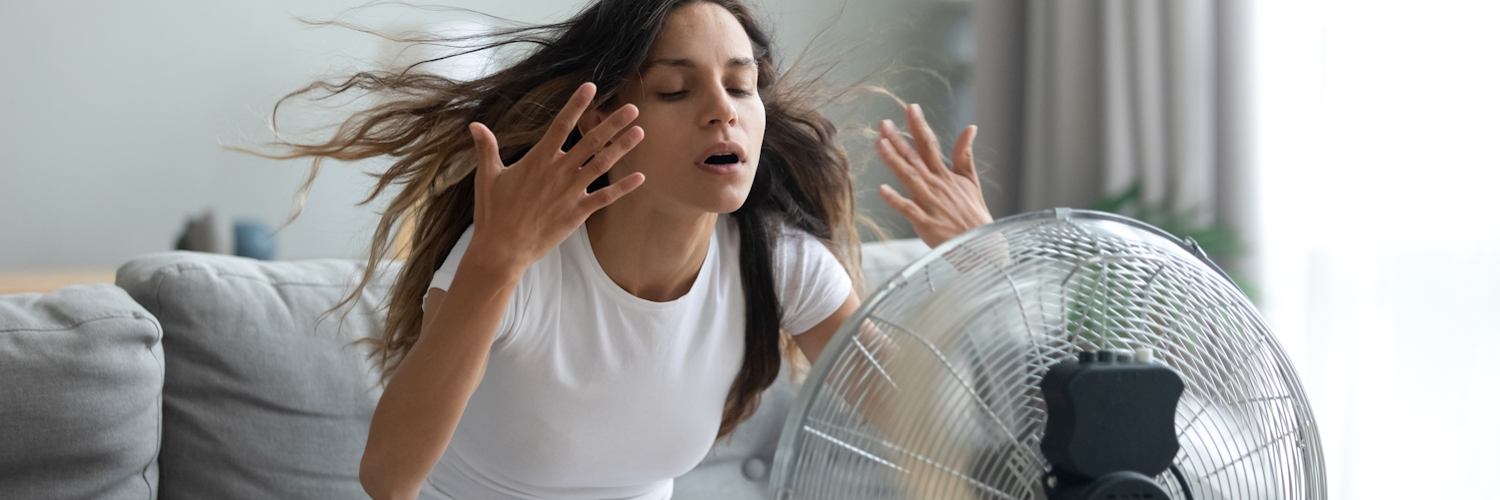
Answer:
1254;1;1500;497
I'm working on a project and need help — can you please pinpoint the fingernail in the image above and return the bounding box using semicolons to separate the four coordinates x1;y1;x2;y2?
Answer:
911;104;923;118
881;119;893;129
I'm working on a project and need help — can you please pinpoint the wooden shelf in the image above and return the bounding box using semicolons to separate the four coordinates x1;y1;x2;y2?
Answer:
0;270;118;295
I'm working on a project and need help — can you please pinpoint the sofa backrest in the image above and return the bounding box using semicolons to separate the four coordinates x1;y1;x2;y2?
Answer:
115;252;397;500
0;284;163;500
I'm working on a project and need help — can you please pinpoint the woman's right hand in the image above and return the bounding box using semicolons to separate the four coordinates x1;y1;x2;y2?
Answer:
467;82;645;274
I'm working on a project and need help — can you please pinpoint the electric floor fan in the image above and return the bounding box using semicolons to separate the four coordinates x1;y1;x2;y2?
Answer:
771;208;1324;499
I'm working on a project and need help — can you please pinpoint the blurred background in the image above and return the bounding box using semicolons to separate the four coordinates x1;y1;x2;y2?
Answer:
1;0;1496;497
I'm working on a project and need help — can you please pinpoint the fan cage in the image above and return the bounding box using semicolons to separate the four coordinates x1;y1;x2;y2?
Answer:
770;209;1324;500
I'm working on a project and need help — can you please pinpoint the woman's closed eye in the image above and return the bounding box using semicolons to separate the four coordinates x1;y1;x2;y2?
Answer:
656;88;756;101
658;90;689;101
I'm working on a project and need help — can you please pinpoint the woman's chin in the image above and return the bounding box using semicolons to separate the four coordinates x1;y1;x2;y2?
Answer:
687;186;750;211
645;180;752;215
709;197;752;215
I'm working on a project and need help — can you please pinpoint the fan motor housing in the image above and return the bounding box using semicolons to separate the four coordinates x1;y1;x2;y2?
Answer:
1040;351;1185;483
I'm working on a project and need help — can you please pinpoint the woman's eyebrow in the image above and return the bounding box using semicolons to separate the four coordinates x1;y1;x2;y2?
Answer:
644;57;755;70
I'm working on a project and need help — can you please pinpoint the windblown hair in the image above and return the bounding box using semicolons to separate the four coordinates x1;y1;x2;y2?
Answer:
253;0;863;439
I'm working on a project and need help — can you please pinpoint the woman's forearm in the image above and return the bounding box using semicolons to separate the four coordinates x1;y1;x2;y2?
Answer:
359;251;523;500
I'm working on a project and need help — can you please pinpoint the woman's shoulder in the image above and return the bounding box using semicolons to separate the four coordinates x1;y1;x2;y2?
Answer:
432;222;570;291
774;219;835;254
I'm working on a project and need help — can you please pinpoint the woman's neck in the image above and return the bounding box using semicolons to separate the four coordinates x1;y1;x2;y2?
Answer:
585;198;718;302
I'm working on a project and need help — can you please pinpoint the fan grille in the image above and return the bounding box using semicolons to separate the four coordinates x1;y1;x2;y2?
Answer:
771;209;1324;500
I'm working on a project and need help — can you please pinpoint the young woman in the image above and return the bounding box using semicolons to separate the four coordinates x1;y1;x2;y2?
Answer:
268;1;990;498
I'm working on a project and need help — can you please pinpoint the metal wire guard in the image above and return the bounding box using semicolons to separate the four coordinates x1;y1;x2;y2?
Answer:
769;209;1325;500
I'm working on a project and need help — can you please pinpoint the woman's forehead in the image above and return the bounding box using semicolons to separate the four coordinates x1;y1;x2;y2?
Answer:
646;3;754;66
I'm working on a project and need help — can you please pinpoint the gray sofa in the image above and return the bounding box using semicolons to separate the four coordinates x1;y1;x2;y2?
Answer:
0;239;929;500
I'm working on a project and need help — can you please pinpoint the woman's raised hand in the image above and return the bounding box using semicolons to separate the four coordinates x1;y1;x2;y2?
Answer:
468;82;645;274
874;104;993;248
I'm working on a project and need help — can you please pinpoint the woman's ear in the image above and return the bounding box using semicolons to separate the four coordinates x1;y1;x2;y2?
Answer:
577;107;606;136
562;106;606;154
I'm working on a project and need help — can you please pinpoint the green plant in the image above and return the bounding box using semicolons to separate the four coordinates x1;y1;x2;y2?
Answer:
1091;182;1259;303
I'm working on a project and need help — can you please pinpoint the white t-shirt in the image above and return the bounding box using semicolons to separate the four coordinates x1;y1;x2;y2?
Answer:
417;214;852;500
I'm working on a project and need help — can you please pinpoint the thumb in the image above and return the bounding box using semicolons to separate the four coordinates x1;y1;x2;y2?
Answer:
470;122;506;178
952;125;978;181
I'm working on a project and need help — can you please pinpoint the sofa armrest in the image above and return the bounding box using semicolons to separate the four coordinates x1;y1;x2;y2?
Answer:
0;284;163;500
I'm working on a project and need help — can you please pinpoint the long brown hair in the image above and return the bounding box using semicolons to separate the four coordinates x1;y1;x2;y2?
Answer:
252;0;863;439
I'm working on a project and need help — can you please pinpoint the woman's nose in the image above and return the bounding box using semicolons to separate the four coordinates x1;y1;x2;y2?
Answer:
703;88;737;127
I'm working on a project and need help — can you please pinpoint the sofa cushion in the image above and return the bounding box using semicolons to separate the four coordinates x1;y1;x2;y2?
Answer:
115;252;396;500
0;284;163;500
859;238;932;294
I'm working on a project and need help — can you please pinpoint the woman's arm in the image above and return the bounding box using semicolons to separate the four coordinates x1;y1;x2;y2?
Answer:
789;104;996;424
358;82;646;500
359;256;521;500
791;291;900;429
792;290;860;365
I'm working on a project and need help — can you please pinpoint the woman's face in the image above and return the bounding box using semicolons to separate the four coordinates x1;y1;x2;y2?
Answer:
587;2;766;215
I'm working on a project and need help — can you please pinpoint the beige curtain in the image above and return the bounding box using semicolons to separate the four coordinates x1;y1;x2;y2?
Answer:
971;0;1254;272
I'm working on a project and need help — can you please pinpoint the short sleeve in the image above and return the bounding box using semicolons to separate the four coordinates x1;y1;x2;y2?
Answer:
423;224;525;344
774;227;854;335
425;225;475;302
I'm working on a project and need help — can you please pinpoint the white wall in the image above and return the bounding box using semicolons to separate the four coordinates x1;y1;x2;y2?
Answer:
0;0;954;272
0;1;586;270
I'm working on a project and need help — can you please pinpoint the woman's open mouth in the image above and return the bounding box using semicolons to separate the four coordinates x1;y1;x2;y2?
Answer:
695;142;747;175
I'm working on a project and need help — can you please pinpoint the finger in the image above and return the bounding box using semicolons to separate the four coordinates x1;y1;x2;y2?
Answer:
951;125;978;182
567;104;639;167
469;122;505;178
536;82;597;154
578;126;644;186
875;137;932;201
907;104;948;175
878;184;926;223
881;118;928;176
579;172;645;214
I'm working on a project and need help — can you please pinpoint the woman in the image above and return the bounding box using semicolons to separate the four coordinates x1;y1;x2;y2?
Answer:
267;1;990;498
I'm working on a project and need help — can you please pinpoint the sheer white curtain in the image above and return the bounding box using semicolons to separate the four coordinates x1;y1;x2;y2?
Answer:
1253;1;1500;498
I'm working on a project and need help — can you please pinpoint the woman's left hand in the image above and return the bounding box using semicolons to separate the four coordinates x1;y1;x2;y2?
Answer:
875;104;993;248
